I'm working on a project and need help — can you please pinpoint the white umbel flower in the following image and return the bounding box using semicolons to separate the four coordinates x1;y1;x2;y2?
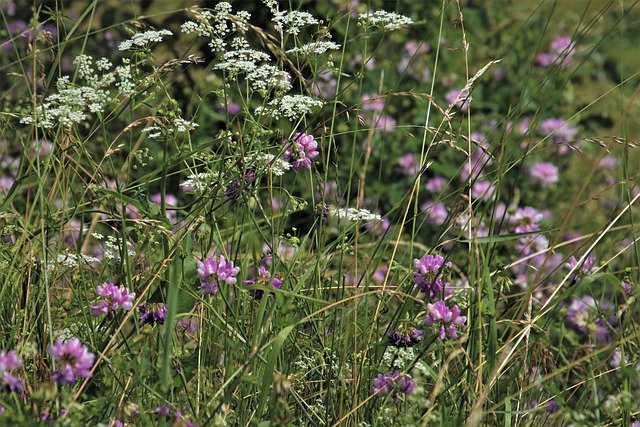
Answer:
287;41;341;56
118;29;173;51
330;207;382;222
358;11;413;30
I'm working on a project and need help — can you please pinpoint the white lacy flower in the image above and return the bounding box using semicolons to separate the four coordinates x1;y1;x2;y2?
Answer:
180;172;221;193
272;10;319;35
255;95;323;120
358;10;413;30
329;207;381;222
287;41;341;56
245;153;291;176
118;29;173;51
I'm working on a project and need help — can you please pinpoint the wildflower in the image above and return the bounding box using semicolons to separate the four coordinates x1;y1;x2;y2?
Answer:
0;350;23;392
329;207;381;222
445;88;471;112
287;41;341;56
245;153;291;176
510;206;543;233
425;176;447;194
150;193;179;222
387;327;423;347
225;169;256;203
421;201;448;225
361;93;385;112
91;283;135;318
310;69;337;98
358;10;413;31
48;339;95;385
139;303;167;326
197;255;240;295
371;370;416;403
424;300;467;340
565;295;615;344
565;255;596;277
155;405;171;417
255;95;322;120
365;217;391;236
244;265;282;299
471;180;495;201
272;10;319;35
177;317;198;337
396;153;419;175
412;254;449;298
372;115;396;131
118;29;173;51
284;133;319;170
538;118;578;153
528;161;559;186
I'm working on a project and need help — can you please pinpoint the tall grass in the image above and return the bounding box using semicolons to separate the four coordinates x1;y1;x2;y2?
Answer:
0;0;639;425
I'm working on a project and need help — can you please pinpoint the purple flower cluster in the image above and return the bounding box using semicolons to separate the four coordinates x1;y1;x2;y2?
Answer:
197;255;240;295
538;118;578;153
412;254;449;298
284;133;319;170
371;370;416;403
424;300;467;340
90;282;135;318
48;339;95;385
535;36;575;67
387;327;423;347
565;295;615;344
244;265;283;299
528;161;559;186
139;303;167;326
0;350;23;392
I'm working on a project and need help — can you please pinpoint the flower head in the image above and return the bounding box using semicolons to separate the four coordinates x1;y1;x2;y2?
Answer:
244;265;282;299
0;350;23;392
424;300;467;340
48;339;95;385
139;303;167;326
284;133;319;170
197;255;240;295
91;282;135;318
528;161;559;186
371;370;416;403
412;254;449;298
387;327;423;347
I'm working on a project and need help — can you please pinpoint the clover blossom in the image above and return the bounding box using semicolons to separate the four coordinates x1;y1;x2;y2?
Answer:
424;300;467;340
244;265;282;299
197;255;240;295
284;133;319;170
528;161;559;186
371;370;416;403
0;350;23;392
48;339;95;385
387;327;423;348
91;282;135;318
139;303;167;326
412;254;449;299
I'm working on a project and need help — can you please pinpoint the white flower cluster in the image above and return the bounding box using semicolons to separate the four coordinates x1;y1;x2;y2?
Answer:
142;118;199;139
21;75;111;129
358;10;413;30
118;29;173;51
272;10;320;35
245;152;291;176
246;65;291;92
287;41;341;56
92;233;136;261
329;207;382;222
180;172;222;193
181;3;249;51
255;95;322;120
46;252;100;272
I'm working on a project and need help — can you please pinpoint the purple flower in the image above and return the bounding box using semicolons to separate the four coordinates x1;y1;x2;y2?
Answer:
425;176;447;194
424;300;467;340
284;133;319;170
365;217;391;236
565;255;596;277
139;303;167;326
91;283;135;317
225;169;256;203
421;201;448;225
471;180;495;201
509;207;543;233
412;254;449;298
48;339;95;385
565;295;615;344
197;255;241;295
0;350;23;392
388;327;423;347
150;193;178;222
528;161;559;186
177;317;198;337
538;118;578;152
396;153;419;175
445;88;471;112
155;405;171;417
244;266;282;299
372;115;396;131
361;93;385;112
372;370;416;403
